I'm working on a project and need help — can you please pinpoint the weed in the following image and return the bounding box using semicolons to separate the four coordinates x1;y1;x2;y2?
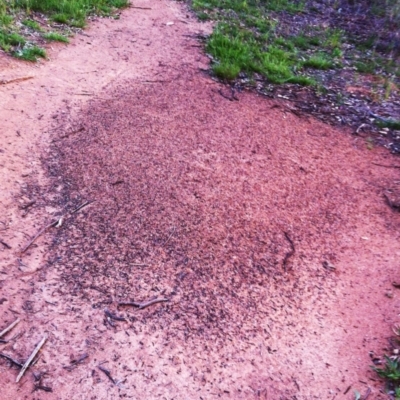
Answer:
197;11;210;21
355;61;375;74
375;119;400;130
43;32;69;42
14;45;46;61
22;19;42;31
303;54;333;70
0;30;26;50
373;356;400;381
324;29;342;49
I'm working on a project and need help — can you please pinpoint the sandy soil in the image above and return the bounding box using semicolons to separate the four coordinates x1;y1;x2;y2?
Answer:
1;1;400;399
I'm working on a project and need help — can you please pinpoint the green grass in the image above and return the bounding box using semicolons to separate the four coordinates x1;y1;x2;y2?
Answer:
192;0;346;85
375;119;400;130
14;0;129;27
43;32;69;43
22;19;42;31
303;54;333;70
0;30;26;51
14;45;46;61
0;0;128;60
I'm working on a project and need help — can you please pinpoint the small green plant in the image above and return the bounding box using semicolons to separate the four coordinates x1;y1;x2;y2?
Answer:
373;356;400;381
375;119;400;130
197;11;210;21
0;30;26;51
303;54;333;70
355;61;376;74
22;19;42;31
14;45;46;61
43;32;69;43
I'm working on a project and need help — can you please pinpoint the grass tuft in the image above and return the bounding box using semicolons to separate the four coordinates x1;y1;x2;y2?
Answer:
22;19;42;31
14;45;46;61
303;54;333;70
43;32;69;42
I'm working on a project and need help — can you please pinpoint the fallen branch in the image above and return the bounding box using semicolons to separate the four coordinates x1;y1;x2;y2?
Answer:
118;298;169;310
16;335;47;383
283;232;295;270
98;365;115;384
0;353;23;368
0;318;20;338
63;353;88;371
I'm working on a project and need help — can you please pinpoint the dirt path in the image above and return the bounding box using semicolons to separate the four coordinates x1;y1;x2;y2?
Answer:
1;1;400;399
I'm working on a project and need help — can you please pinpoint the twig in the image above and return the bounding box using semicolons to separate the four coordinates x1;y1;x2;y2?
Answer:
104;309;126;322
343;385;352;395
283;232;295;270
362;388;371;400
16;335;47;383
63;353;88;371
20;219;60;254
0;239;11;249
131;6;152;9
372;162;400;169
20;200;36;210
118;298;169;310
0;318;20;338
0;76;34;85
384;193;400;210
217;88;238;101
59;126;85;139
33;385;53;393
0;353;23;368
72;200;93;214
98;365;115;384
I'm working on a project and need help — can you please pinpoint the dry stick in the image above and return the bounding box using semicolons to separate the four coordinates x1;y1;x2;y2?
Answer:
0;318;20;338
72;200;93;214
20;219;60;254
119;298;169;310
104;309;126;322
131;6;152;9
362;388;372;400
98;365;115;384
16;336;47;383
0;239;11;249
20;200;36;210
63;353;88;371
0;76;34;85
0;353;23;368
59;126;85;139
283;232;295;270
372;162;400;169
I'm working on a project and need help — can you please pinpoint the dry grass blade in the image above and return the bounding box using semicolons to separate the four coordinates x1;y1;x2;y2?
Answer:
16;336;47;383
0;318;20;338
20;220;60;254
